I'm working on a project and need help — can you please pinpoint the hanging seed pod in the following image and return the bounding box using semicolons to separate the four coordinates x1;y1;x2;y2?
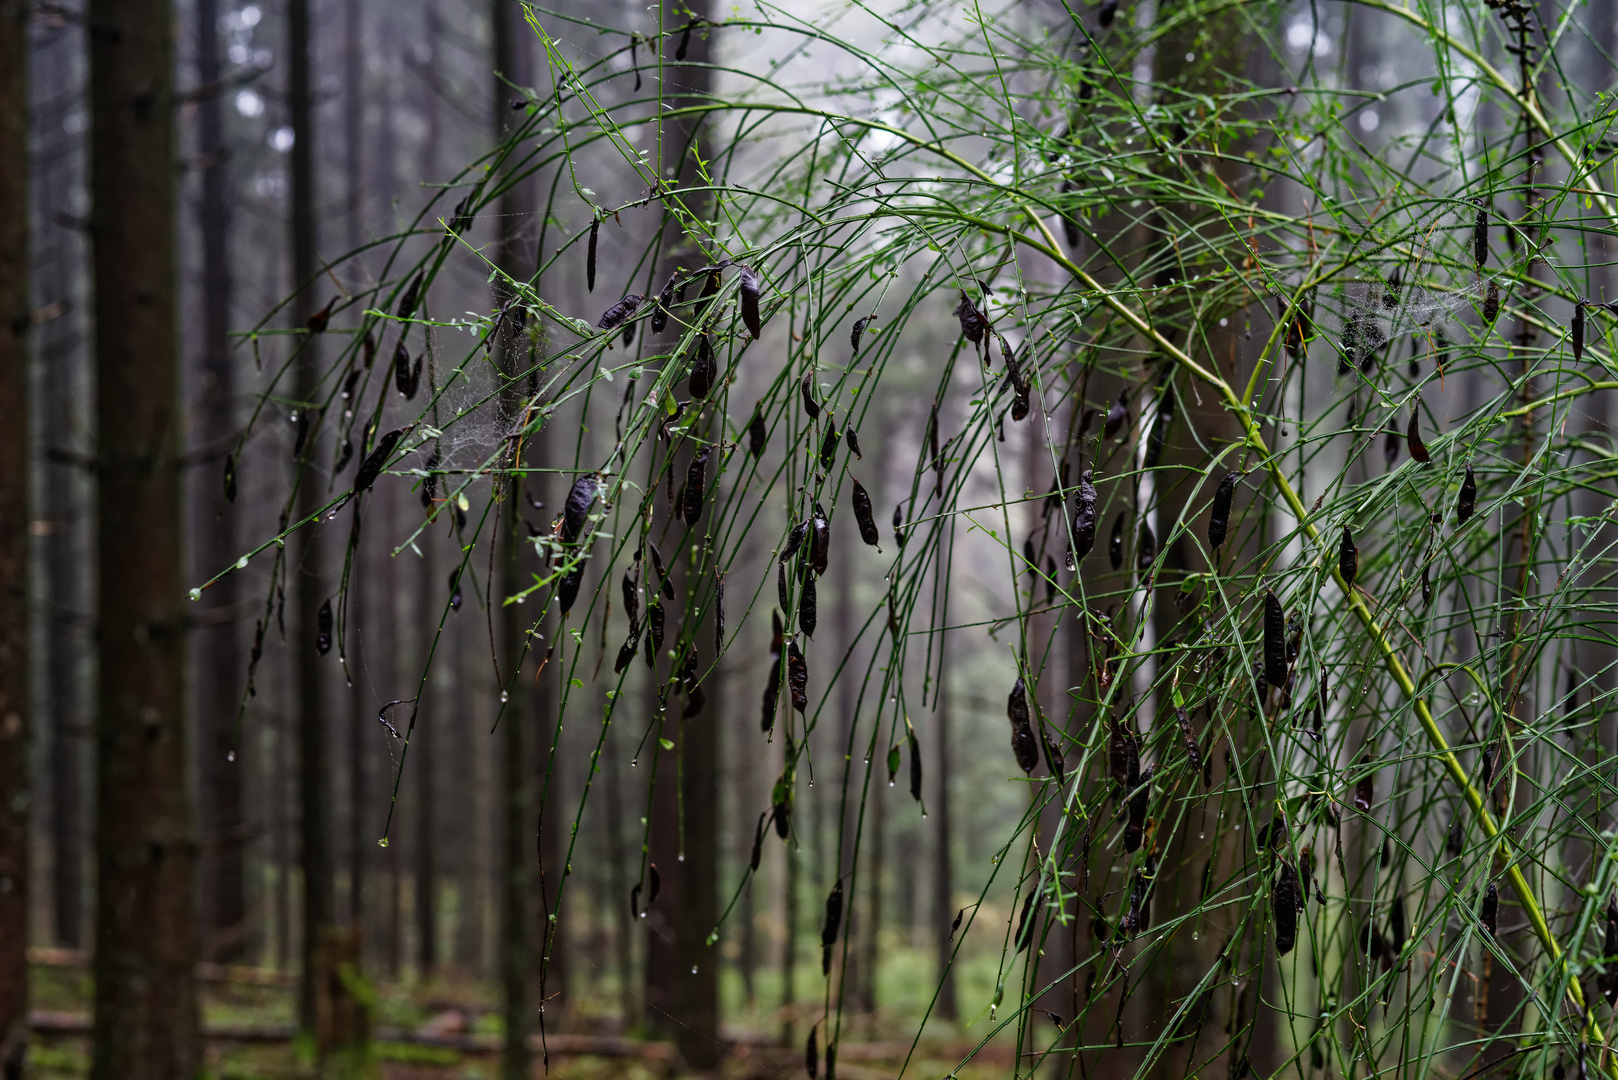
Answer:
647;598;665;663
772;790;791;838
1072;468;1097;561
1473;201;1488;268
223;452;237;503
851;480;880;548
761;661;780;733
1339;525;1357;588
1353;755;1373;812
361;330;377;369
683;447;710;526
737;265;763;338
787;641;808;713
1103;389;1129;439
648;544;674;600
1109;717;1140;791
1125;767;1150;853
1457;464;1476;525
1136;520;1155;572
614;627;640;673
587;216;599;292
777;561;789;614
953;290;988;345
1098;0;1117;26
563;475;598;545
396;271;424;321
819;416;839;471
1421;564;1433;606
675;18;695;60
1014;888;1041;953
805;1023;819;1080
597;294;644;332
1483;280;1499;326
1208;471;1238;549
1480;746;1495;791
1573;300;1586;362
621;321;635;348
688;334;716;400
851;315;875;357
892;504;906;548
1008;678;1039;774
1406;405;1431;464
908;724;922;801
1176;706;1201;773
1390;896;1406;956
448;569;462;611
820;879;844;974
1274;861;1299;956
1479;882;1498;936
652;272;679;334
1041;724;1065;783
800;370;820;420
394;340;421;398
886;743;901;784
558;560;585;615
750;812;767;872
316;598;333;655
748;410;767;457
622;565;641;629
844;425;863;460
810;502;830;576
1108;512;1125;569
799;570;817;638
781;520;809;565
1264;590;1288;687
1044;557;1057;603
1447;815;1464;855
353;427;406;495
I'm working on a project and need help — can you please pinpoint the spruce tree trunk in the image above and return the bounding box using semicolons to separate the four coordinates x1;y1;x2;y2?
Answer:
87;0;202;1074
191;0;248;966
0;0;30;1069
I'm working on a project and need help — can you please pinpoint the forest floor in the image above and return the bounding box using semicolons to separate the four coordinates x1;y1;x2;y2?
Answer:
25;957;1022;1079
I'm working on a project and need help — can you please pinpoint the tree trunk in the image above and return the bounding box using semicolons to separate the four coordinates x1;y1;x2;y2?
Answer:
288;0;336;1040
191;0;248;967
87;1;202;1075
0;0;29;1069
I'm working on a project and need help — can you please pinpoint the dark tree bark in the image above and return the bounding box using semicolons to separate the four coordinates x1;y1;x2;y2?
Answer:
191;0;248;966
87;1;202;1075
0;0;30;1070
288;0;336;1040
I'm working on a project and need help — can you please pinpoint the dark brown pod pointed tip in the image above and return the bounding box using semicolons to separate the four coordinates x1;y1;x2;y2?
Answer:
739;265;763;338
748;411;768;457
1338;525;1357;589
1208;471;1238;549
1573;300;1586;363
1406;405;1431;464
800;370;820;420
852;479;881;548
1456;464;1477;525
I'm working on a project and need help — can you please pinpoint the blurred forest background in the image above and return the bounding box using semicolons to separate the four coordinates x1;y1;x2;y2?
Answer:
7;0;1618;1075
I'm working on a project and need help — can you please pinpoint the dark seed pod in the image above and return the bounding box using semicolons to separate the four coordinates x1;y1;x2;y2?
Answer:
953;289;988;345
1354;755;1372;812
1573;300;1586;362
787;641;808;713
1098;0;1117;26
738;265;763;338
748;410;768;456
819;416;839;471
844;426;862;459
683;447;710;526
1125;766;1150;853
820;879;844;974
316;597;333;655
1483;280;1499;326
1473;202;1488;268
805;1023;818;1080
1406;405;1431;463
761;660;780;733
799;570;817;638
1208;471;1238;549
695;268;722;318
1104;388;1129;439
1339;525;1357;588
850;315;875;356
1109;511;1126;569
223;452;237;503
621;321;635;348
1014;887;1041;953
851;480;880;548
563;475;598;545
1479;882;1498;936
750;812;767;871
1136;520;1155;572
1109;717;1140;791
781;520;809;565
394;341;422;398
396;271;424;321
1421;564;1432;606
809;502;830;576
648;543;675;599
1274;861;1299;956
675;19;694;60
652;272;679;334
800;370;820;420
772;794;790;838
1041;725;1065;783
558;560;585;616
777;561;789;614
1299;849;1312;904
1390;896;1406;956
688;334;716;400
1072;468;1097;561
1447;815;1464;855
1008;678;1039;774
629;883;641;920
596;294;644;331
354;427;407;495
647;598;665;663
1175;706;1201;773
892;504;906;548
908;724;922;801
587;216;599;292
1264;590;1288;687
1457;464;1476;525
622;565;641;629
614;628;640;673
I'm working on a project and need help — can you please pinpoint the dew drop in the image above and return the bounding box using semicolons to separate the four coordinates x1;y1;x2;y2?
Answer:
188;588;202;601
500;690;509;703
516;595;526;604
236;556;249;569
227;750;236;763
678;853;686;862
631;758;638;767
690;965;698;974
921;810;928;819
378;837;389;848
888;780;895;787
